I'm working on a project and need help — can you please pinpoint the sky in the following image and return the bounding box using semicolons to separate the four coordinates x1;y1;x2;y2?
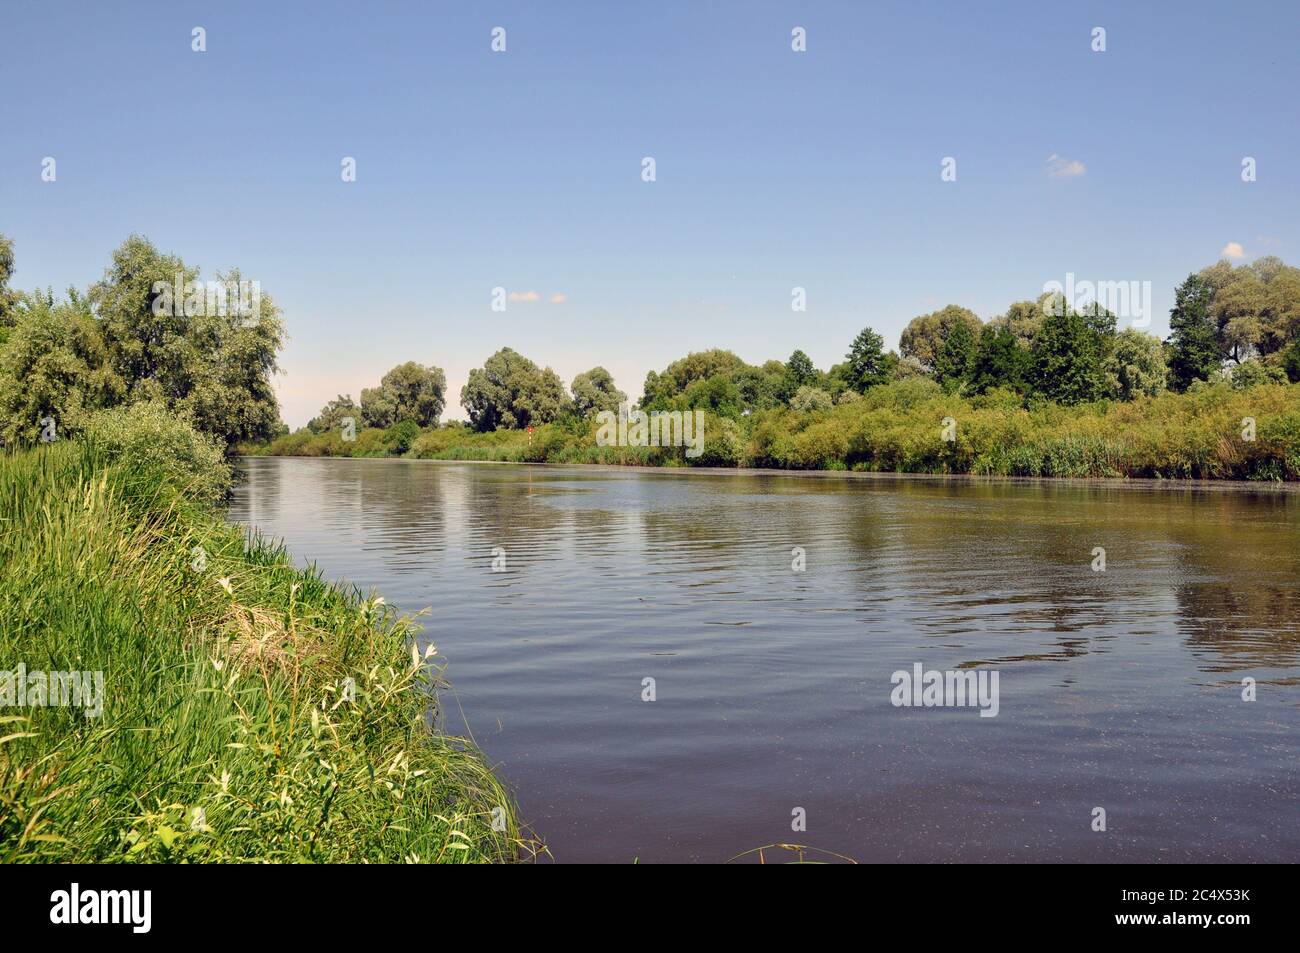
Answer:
2;1;1297;427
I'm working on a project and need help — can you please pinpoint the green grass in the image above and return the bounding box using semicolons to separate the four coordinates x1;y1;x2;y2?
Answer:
0;436;530;863
250;378;1300;481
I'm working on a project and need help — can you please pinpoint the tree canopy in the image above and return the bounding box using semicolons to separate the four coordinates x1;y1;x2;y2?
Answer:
360;361;446;428
461;347;571;431
571;366;627;417
0;234;284;448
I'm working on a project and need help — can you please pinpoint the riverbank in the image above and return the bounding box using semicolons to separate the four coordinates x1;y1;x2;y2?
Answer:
0;408;526;863
250;378;1300;481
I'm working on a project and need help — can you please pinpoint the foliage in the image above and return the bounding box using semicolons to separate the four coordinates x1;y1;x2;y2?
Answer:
461;348;571;431
1230;360;1287;390
361;361;446;428
79;402;232;504
257;378;1300;481
307;394;360;434
570;366;627;418
988;297;1049;349
0;440;526;862
1199;256;1300;360
1105;328;1167;401
934;317;977;392
845;326;889;393
1167;273;1223;391
0;293;123;446
970;323;1028;395
789;384;833;412
1030;300;1114;405
0;234;284;451
899;304;982;369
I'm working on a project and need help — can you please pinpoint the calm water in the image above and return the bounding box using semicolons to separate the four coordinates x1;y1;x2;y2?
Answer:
229;457;1300;863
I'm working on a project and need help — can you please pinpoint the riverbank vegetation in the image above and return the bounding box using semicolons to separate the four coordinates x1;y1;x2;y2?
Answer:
253;257;1300;480
2;232;1298;478
256;376;1300;480
0;404;525;862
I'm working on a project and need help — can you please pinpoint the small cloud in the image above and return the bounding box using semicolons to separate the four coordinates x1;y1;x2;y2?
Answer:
507;290;540;303
548;293;567;304
1046;153;1086;178
1221;241;1245;260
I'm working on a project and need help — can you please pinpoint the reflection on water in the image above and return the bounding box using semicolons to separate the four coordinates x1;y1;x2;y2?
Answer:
230;458;1300;862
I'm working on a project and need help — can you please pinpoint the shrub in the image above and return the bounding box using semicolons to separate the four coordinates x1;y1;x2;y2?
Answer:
789;385;833;412
693;415;745;467
1231;361;1288;390
80;402;232;504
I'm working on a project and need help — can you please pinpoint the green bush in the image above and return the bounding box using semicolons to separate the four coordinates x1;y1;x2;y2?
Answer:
80;402;232;504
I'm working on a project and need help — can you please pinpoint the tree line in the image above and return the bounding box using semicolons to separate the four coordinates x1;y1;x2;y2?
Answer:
2;231;1296;451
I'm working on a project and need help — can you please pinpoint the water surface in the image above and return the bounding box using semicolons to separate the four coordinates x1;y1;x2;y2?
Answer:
230;458;1300;862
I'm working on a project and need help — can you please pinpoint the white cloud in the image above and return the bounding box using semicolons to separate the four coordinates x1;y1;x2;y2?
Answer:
1221;241;1245;260
1046;153;1086;178
507;290;540;302
548;292;567;304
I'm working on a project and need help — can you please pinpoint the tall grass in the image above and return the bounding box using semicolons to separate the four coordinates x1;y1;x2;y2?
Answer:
0;427;529;862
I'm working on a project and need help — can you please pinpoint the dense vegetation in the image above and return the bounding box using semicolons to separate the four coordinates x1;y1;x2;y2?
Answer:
0;405;525;862
0;234;284;450
261;258;1300;480
257;377;1300;480
4;232;1297;479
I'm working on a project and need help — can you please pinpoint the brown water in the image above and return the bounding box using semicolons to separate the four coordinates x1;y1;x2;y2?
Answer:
229;457;1300;863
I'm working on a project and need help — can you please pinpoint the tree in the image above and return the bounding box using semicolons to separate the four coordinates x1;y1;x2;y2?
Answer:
845;326;888;392
1166;274;1221;391
1030;301;1111;405
1230;360;1287;390
0;294;123;445
934;317;977;392
0;236;282;449
988;298;1049;350
789;385;833;412
1104;329;1167;401
570;366;626;417
361;361;446;428
899;305;981;369
969;323;1028;395
86;236;285;448
733;361;786;411
1200;256;1300;361
461;347;571;431
779;349;817;401
682;373;743;417
0;234;16;342
1283;338;1300;384
641;349;746;409
308;394;360;434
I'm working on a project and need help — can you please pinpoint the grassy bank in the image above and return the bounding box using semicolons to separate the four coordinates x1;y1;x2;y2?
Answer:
251;378;1300;481
0;406;525;862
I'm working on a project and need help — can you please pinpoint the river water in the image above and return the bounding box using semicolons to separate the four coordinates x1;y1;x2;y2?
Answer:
229;457;1300;862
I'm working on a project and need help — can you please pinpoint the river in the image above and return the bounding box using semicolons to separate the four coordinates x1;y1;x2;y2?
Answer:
229;457;1300;862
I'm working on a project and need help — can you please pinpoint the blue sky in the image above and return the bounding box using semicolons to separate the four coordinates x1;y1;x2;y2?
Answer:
3;1;1296;425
